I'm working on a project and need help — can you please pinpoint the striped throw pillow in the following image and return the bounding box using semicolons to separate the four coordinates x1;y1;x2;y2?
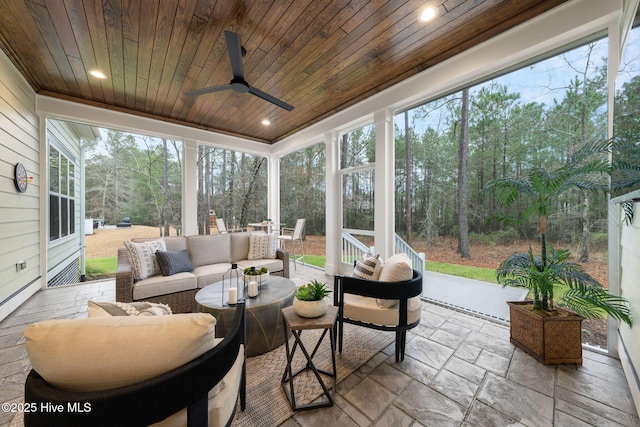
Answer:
353;253;383;280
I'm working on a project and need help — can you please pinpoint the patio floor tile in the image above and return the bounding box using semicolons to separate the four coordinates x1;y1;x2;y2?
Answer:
0;265;638;427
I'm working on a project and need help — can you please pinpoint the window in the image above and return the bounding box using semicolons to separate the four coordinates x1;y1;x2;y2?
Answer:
340;124;376;232
49;146;76;241
196;146;268;235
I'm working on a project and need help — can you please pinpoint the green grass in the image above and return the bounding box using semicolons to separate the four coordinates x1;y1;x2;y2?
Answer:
301;255;326;268
426;261;499;284
85;257;117;280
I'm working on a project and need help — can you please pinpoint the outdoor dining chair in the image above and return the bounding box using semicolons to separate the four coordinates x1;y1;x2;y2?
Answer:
277;218;306;270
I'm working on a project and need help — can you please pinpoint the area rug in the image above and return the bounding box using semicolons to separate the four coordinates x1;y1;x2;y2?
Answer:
231;323;394;427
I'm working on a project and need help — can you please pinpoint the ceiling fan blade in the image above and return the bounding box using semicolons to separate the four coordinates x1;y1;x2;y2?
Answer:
184;84;232;97
248;86;295;111
225;31;245;79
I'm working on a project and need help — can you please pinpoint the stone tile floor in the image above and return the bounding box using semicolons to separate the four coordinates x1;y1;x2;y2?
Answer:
1;264;638;427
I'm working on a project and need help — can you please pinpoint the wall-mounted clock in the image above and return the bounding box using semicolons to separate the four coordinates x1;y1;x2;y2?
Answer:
14;162;28;193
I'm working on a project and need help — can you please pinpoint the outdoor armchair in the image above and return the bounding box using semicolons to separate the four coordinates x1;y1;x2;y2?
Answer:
23;302;247;427
334;269;423;362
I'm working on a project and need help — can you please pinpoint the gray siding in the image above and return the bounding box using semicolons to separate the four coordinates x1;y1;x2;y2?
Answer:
0;49;40;307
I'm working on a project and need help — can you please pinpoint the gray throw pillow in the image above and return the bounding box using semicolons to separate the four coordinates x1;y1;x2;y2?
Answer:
155;250;194;276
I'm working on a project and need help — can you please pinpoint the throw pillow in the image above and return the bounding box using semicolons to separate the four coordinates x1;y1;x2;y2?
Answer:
24;313;216;392
376;253;414;308
124;239;166;280
247;232;277;260
353;253;383;280
88;301;173;317
155;250;194;276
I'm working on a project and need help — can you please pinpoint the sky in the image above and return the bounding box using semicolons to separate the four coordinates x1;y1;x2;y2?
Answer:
399;26;640;134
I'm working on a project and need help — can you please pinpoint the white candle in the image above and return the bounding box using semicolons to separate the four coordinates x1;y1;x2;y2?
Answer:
248;281;257;297
228;287;238;305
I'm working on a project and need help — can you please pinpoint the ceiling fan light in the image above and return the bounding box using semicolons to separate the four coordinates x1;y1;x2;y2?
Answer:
89;70;107;79
419;7;437;22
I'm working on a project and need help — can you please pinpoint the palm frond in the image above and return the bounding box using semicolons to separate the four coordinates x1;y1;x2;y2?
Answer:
561;288;632;326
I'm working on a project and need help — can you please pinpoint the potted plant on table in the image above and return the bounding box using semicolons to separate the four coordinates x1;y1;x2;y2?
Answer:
293;280;332;318
243;266;269;284
485;139;632;365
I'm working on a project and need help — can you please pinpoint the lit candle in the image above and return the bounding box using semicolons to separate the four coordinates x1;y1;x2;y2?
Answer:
228;287;237;305
248;281;257;297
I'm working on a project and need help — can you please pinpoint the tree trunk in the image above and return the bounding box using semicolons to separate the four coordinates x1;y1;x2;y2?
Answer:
579;192;590;263
457;88;471;259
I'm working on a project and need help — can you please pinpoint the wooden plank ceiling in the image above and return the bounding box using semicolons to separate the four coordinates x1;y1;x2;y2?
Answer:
0;0;567;144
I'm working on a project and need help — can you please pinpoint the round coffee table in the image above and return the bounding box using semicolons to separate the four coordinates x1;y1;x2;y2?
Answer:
196;275;297;357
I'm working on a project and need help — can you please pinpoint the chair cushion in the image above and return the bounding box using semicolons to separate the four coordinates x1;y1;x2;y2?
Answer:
88;301;173;317
125;239;167;280
247;232;277;260
343;294;422;327
353;253;383;280
377;253;414;308
24;313;216;392
156;250;194;276
151;345;245;427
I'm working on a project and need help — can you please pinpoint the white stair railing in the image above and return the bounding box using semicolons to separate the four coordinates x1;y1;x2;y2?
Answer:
340;232;426;275
394;234;426;274
341;232;372;264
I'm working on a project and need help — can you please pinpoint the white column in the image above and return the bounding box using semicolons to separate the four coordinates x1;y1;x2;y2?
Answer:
325;131;340;275
374;109;395;261
183;139;198;236
268;153;280;225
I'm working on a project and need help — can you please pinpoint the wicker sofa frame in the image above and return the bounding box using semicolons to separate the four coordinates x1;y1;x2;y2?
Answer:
24;302;247;427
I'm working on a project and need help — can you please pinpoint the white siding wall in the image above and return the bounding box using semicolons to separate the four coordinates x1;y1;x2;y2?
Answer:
0;48;40;319
46;120;82;282
616;192;640;415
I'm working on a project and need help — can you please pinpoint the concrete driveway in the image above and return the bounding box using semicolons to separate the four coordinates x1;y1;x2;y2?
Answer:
422;271;528;323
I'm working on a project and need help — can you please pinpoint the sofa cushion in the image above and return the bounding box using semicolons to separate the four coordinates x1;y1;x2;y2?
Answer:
188;234;231;267
24;313;216;392
133;272;198;300
133;236;187;252
343;294;422;327
237;259;283;276
156;250;194;276
229;232;251;263
88;301;173;317
247;232;277;260
376;253;413;308
193;263;234;288
125;239;167;280
353;253;383;280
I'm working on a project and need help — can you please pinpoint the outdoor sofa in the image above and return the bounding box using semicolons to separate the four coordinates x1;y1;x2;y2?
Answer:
116;232;289;313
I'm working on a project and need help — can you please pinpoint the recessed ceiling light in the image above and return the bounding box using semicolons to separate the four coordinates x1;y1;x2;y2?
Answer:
89;70;107;79
419;7;437;22
261;119;271;126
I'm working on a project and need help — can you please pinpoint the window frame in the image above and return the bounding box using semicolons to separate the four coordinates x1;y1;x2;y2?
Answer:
48;144;77;243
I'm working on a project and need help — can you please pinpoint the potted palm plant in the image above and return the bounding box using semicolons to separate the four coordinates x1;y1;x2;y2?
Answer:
485;139;632;365
293;280;332;318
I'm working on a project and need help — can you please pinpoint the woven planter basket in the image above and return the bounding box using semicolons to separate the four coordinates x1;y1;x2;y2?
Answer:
507;301;584;365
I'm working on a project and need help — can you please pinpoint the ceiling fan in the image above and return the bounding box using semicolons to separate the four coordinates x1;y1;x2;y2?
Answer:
184;31;294;111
